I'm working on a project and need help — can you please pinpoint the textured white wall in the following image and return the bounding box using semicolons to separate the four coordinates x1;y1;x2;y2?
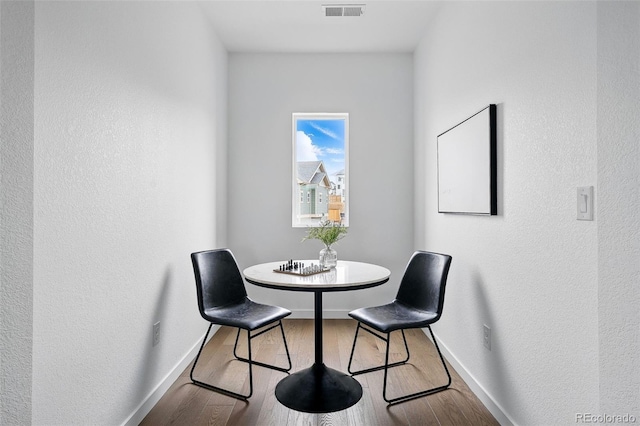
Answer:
32;2;227;424
7;2;635;424
0;2;34;424
228;53;414;315
597;1;640;416
415;2;599;424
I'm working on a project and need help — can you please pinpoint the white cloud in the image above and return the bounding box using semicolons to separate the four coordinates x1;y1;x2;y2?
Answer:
309;122;340;140
296;131;321;161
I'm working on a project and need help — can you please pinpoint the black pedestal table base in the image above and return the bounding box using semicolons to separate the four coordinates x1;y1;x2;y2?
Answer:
275;363;362;413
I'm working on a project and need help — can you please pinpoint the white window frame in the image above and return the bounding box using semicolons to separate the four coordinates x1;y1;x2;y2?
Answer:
292;113;349;228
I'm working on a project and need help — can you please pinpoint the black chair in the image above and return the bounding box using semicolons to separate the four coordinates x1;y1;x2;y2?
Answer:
190;249;292;400
347;251;452;405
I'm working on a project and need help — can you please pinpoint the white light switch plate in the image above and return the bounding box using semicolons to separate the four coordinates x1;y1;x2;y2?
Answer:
577;186;593;221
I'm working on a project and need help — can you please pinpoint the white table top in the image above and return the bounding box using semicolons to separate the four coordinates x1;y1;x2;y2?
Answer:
243;260;390;292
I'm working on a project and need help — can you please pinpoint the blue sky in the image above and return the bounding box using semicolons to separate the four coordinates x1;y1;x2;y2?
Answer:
296;118;346;177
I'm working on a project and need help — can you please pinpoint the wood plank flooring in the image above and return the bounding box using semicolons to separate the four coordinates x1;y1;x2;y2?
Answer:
140;319;498;426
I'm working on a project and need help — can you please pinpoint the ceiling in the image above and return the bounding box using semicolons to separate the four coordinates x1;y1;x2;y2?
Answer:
199;1;442;53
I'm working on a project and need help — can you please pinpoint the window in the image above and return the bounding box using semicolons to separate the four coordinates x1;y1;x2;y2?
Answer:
292;113;349;227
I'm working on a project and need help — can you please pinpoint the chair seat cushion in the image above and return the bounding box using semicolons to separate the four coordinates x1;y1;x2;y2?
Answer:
204;298;291;330
349;300;438;333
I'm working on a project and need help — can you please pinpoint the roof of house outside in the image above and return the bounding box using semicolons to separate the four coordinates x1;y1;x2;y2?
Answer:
298;161;330;187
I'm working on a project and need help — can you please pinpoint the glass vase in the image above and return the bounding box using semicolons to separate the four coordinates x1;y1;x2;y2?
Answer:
319;245;338;268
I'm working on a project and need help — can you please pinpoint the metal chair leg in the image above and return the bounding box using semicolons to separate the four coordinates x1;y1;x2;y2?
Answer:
190;320;292;400
348;322;410;376
233;320;292;373
383;325;451;404
190;323;254;399
348;322;451;405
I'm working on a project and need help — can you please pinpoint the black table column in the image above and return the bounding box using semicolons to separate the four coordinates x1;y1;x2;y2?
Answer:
274;290;363;413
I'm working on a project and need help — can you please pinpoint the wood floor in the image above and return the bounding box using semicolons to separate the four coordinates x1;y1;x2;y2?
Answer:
141;319;498;426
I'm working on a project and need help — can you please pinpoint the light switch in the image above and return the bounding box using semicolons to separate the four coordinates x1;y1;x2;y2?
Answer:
577;186;593;221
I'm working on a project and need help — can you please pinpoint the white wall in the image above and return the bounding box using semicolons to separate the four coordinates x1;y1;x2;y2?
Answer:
3;2;635;425
597;0;640;416
228;53;414;315
31;2;227;424
415;2;600;424
0;2;34;424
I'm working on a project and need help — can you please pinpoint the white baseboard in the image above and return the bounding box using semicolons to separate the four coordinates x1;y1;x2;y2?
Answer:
287;312;515;425
289;309;350;319
120;325;220;426
429;330;516;426
121;311;345;424
121;316;514;426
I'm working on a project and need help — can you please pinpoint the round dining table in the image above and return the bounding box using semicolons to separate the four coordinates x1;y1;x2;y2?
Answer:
243;260;390;413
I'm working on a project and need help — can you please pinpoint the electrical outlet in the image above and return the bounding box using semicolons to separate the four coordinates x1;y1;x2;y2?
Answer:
153;322;160;347
483;324;491;350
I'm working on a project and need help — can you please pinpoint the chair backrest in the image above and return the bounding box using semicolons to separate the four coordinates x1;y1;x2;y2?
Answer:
395;251;452;318
191;249;248;317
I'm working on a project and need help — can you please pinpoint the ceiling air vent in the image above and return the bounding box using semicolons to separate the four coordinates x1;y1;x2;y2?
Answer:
322;4;365;17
